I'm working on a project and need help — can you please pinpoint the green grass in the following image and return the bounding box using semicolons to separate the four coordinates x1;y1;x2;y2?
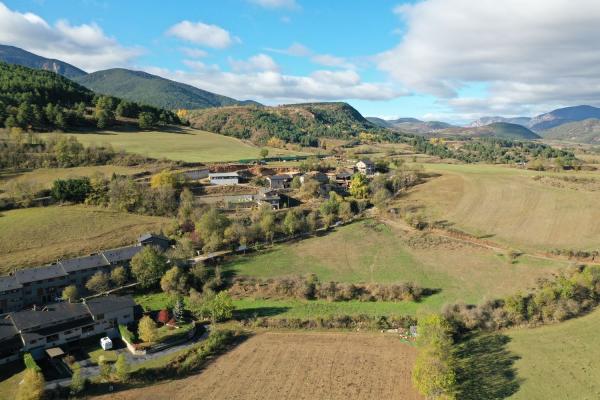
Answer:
0;205;170;272
223;221;566;315
52;127;304;162
506;308;600;399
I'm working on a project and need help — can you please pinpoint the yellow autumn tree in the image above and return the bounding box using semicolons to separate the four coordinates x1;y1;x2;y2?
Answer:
150;170;181;189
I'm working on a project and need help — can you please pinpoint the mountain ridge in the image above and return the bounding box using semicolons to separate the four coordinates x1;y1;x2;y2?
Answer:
0;44;86;79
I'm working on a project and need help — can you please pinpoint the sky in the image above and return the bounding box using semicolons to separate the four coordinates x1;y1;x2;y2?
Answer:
2;0;600;124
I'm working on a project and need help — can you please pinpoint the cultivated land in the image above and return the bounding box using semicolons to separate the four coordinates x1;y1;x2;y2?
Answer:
224;220;566;316
402;163;600;252
53;128;304;162
0;205;170;272
0;165;147;195
92;332;423;400
507;308;600;399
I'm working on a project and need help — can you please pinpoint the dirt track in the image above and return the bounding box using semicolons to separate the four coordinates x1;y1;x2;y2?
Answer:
93;332;423;400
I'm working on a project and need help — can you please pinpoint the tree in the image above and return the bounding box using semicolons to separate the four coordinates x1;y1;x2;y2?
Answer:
85;272;111;294
173;297;185;322
150;170;181;189
61;285;79;303
95;108;115;129
51;177;91;203
157;309;170;325
198;291;234;322
283;209;304;236
258;205;276;243
349;173;369;199
138;111;157;129
260;148;269;159
306;210;319;233
319;194;340;228
338;201;354;222
70;362;85;395
16;368;45;400
372;188;392;210
114;353;130;382
412;314;457;400
160;266;189;295
291;175;302;189
177;187;195;224
138;315;158;343
196;207;230;253
190;263;210;289
130;246;168;288
110;266;128;287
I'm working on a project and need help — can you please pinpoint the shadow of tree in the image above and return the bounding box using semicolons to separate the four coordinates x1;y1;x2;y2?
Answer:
455;333;522;400
233;306;290;320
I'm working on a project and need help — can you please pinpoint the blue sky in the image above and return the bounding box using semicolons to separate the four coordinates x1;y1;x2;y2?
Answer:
2;0;600;123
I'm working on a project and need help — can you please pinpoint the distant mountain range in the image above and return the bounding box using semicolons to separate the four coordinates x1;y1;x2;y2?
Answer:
441;122;541;140
468;105;600;142
0;44;86;79
0;44;256;110
73;68;258;110
367;117;455;134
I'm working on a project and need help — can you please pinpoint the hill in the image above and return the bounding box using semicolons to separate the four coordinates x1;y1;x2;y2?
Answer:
0;44;86;79
438;122;540;140
188;102;380;147
0;62;179;131
367;116;454;134
469;116;531;128
540;118;600;144
528;105;600;131
74;68;252;110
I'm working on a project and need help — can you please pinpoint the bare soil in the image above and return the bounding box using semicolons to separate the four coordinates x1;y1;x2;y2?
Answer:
92;332;423;400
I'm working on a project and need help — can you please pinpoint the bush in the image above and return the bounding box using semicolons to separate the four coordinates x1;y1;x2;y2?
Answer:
23;352;41;371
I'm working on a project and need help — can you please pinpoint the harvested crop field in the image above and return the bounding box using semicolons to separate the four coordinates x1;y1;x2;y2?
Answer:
93;332;423;400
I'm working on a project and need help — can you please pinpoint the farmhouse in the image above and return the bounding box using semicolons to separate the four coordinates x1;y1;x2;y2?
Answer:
267;174;291;189
209;172;240;185
356;159;374;175
256;190;281;209
0;295;136;364
300;171;329;185
0;234;170;314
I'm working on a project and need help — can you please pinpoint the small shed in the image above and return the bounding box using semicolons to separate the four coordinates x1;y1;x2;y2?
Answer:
100;336;113;350
45;347;65;359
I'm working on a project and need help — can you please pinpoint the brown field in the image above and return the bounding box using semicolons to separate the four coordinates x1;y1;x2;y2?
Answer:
92;332;423;400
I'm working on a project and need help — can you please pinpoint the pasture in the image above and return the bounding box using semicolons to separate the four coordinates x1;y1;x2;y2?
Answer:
53;128;304;162
403;163;600;252
224;221;566;315
0;205;170;272
507;308;600;399
0;165;146;196
91;332;423;400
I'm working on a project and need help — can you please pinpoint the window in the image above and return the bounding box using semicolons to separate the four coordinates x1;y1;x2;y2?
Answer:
64;330;72;335
46;334;59;343
30;339;37;344
96;313;104;320
82;325;94;333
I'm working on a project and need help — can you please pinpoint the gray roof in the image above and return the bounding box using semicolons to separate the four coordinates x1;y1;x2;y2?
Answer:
10;302;90;331
59;253;109;273
0;275;22;292
138;233;170;244
15;264;68;284
209;172;239;178
101;245;142;264
268;174;290;180
0;317;18;342
85;295;136;316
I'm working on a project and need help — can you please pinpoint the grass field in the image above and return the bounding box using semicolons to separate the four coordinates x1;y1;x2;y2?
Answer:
506;308;600;400
92;332;423;400
0;165;147;196
403;163;600;252
0;205;170;272
53;128;304;162
224;221;566;315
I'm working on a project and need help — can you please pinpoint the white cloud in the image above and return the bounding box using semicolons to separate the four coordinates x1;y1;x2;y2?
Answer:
166;21;238;49
379;0;600;114
0;2;141;71
267;42;355;69
143;59;403;103
248;0;299;10
229;53;279;72
180;47;208;58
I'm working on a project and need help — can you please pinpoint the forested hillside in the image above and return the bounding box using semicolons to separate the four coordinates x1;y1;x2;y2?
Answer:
74;68;252;110
0;44;86;79
0;62;179;131
187;102;381;147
